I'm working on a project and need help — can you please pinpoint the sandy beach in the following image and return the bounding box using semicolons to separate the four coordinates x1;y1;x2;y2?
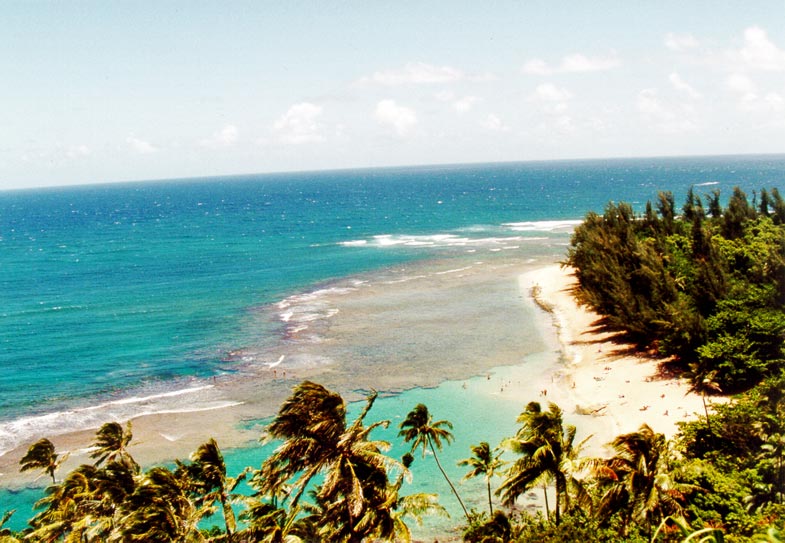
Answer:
523;264;710;455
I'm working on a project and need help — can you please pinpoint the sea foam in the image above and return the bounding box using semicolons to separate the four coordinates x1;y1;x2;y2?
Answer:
502;220;582;232
0;385;231;457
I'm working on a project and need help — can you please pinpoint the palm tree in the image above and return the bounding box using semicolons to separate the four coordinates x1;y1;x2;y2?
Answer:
185;439;247;541
258;381;347;508
686;368;722;434
399;403;470;521
90;460;138;537
458;441;504;516
90;421;138;472
27;463;99;542
259;381;401;542
377;492;448;543
595;424;686;536
362;453;449;543
498;401;591;525
113;466;204;542
19;438;67;484
0;510;20;543
238;501;306;543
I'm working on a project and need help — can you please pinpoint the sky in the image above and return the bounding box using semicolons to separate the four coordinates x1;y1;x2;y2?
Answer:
2;1;785;190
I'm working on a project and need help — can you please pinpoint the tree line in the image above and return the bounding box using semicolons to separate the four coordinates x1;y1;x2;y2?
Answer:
566;186;785;392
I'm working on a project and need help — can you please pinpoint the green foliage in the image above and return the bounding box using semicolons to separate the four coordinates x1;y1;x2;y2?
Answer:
512;510;647;543
463;510;514;542
651;515;726;543
676;459;761;537
567;201;679;345
566;186;785;392
90;421;137;472
459;441;506;516
19;438;66;485
498;401;592;527
399;403;470;520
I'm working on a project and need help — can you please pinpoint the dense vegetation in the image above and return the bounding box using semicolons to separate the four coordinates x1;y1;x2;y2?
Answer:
3;186;784;541
566;186;785;392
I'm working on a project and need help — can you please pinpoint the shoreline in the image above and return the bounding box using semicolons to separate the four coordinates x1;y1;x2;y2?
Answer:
1;261;710;522
523;264;709;454
0;254;553;490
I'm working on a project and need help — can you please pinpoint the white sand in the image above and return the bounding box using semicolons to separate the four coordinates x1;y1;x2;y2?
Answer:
521;264;712;455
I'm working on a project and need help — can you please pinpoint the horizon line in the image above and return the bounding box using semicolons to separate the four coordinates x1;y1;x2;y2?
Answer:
4;151;785;193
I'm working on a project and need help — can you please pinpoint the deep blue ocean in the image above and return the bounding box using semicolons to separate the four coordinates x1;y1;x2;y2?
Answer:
1;155;784;530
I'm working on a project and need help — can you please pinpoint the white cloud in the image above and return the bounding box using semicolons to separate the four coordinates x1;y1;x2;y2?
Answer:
636;89;698;134
363;62;465;85
732;26;785;71
453;95;480;113
528;83;575;134
637;89;667;117
66;144;91;159
680;26;785;75
481;113;509;132
561;53;620;73
523;52;620;75
726;73;785;112
554;115;575;133
126;135;157;154
726;72;757;96
521;59;550;76
764;92;785;111
664;32;700;52
374;99;417;136
272;103;325;145
434;91;480;113
530;83;573;102
668;73;702;99
200;125;238;148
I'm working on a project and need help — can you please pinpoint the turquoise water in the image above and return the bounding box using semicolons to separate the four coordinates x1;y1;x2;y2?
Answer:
1;155;784;531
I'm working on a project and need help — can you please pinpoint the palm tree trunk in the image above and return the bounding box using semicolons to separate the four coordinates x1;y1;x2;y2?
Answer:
542;483;550;521
220;494;235;542
702;393;713;434
428;437;470;520
487;480;493;516
556;475;568;525
779;450;784;504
